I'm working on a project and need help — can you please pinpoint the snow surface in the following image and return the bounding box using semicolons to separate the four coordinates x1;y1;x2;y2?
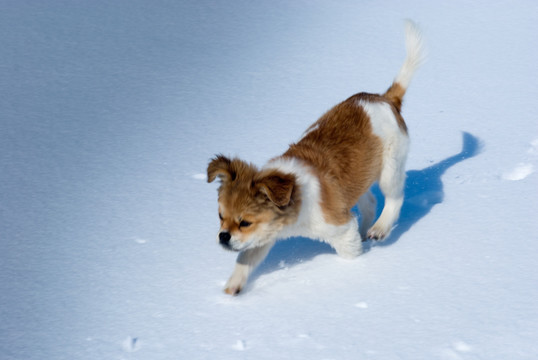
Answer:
1;1;537;359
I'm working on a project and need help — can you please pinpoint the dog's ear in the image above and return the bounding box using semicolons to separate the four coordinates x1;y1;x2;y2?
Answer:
207;155;233;183
256;171;295;207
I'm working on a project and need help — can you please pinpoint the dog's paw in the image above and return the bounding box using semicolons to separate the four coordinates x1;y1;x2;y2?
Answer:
367;226;391;241
224;285;242;296
224;272;247;296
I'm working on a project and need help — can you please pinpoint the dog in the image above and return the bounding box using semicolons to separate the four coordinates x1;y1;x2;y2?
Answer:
208;21;424;295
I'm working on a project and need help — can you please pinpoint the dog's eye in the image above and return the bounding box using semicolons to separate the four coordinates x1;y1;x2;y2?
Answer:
218;213;223;221
239;220;252;228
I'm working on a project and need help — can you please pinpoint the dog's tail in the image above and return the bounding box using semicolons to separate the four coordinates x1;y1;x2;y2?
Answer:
384;20;425;112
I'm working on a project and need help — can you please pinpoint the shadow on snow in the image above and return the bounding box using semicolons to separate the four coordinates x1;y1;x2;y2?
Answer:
252;132;482;279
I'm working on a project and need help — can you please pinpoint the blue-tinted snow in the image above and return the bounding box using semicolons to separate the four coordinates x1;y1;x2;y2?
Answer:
1;1;537;359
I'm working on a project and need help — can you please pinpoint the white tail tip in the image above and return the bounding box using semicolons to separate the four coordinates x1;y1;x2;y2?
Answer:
395;20;426;89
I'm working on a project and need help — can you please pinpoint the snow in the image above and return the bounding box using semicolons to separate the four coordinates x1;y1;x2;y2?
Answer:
1;1;537;359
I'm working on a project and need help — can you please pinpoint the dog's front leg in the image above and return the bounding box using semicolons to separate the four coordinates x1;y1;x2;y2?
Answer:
224;240;275;295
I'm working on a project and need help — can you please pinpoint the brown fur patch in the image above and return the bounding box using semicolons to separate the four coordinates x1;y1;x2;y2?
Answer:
383;82;406;113
281;95;385;225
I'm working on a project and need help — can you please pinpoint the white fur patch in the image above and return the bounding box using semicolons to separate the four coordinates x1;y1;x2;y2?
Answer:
358;100;409;178
358;100;402;141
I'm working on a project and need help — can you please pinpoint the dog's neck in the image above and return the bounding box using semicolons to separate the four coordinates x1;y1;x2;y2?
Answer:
264;156;325;240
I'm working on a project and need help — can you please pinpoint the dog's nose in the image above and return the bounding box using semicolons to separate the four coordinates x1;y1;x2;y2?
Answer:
219;231;231;246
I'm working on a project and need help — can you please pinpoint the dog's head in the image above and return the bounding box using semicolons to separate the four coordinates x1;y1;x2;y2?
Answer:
207;155;298;252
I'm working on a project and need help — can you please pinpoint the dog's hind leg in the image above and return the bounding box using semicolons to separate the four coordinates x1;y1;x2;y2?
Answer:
367;137;409;241
224;240;275;295
357;190;376;241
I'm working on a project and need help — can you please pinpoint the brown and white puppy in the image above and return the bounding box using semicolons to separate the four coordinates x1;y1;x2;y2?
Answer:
208;21;424;295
